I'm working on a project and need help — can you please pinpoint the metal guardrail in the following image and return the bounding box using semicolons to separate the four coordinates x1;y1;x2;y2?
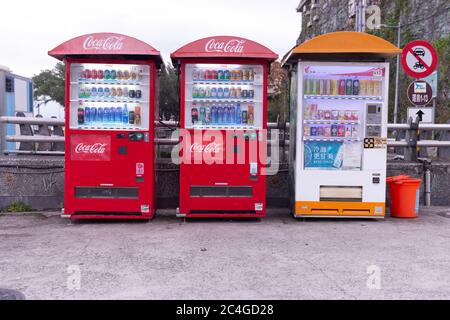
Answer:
1;116;449;158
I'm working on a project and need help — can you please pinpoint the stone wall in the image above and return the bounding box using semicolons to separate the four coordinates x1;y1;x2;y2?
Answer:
1;157;450;211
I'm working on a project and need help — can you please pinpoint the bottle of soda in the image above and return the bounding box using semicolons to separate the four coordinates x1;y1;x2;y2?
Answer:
211;105;217;124
217;105;224;124
116;107;123;123
84;106;91;124
123;104;129;124
205;104;211;125
229;104;236;124
242;109;248;124
104;107;110;123
338;80;346;95
199;104;206;125
78;102;85;125
191;106;199;125
352;79;360;96
129;110;135;125
97;107;104;124
90;107;97;124
236;103;242;124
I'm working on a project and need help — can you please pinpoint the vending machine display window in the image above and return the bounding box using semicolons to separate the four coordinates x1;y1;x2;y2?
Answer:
300;64;386;171
69;63;150;131
184;64;264;130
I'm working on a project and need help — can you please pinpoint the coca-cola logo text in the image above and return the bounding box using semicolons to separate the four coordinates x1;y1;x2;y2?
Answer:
83;36;124;51
205;39;245;53
190;142;221;153
75;143;107;154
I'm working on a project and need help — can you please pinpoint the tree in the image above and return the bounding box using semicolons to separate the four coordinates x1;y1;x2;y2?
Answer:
268;61;289;122
158;64;179;121
32;62;66;107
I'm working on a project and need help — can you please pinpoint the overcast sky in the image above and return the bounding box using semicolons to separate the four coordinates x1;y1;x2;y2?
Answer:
0;0;300;78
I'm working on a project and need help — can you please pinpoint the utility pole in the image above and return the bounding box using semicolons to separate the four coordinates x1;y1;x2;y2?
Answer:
393;14;402;124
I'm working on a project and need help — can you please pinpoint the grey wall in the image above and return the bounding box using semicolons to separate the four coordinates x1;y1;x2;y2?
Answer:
1;157;449;211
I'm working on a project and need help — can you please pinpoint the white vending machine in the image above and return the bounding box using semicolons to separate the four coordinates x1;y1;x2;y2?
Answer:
292;61;390;218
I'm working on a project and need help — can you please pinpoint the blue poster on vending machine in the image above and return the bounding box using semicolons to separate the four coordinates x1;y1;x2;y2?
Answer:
304;141;344;169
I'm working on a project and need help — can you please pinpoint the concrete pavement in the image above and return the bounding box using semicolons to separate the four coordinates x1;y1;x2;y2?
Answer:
1;207;450;300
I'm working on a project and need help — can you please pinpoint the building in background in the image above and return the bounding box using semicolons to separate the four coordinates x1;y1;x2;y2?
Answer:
0;65;33;153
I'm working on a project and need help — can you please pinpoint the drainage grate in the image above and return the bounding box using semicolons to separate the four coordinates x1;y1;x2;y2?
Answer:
0;289;26;300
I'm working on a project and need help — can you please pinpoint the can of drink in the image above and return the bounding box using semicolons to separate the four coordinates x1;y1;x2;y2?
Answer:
359;80;367;96
205;87;211;98
85;69;92;80
129;90;136;99
326;79;332;95
312;79;318;95
352;126;359;138
352;111;359;121
117;70;123;80
242;90;248;98
111;70;117;80
198;87;205;98
338;111;345;120
230;87;236;98
97;87;104;98
131;71;137;81
104;87;110;98
373;80;381;96
319;79;325;95
111;87;117;98
98;70;104;80
345;125;352;137
123;70;130;80
331;110;339;120
212;70;218;80
324;126;331;137
91;87;98;97
317;126;324;137
318;109;324;120
117;87;123;97
331;80;338;95
224;70;230;81
217;70;224;81
85;87;91;98
311;126;317;136
91;70;98;80
352;79;360;95
104;70;111;80
338;125;345;137
123;87;129;97
346;79;353;95
303;124;310;137
248;90;254;99
339;80;346;95
204;70;210;80
136;90;142;99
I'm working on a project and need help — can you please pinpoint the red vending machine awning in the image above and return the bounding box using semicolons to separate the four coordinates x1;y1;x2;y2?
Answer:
49;32;163;66
171;35;278;61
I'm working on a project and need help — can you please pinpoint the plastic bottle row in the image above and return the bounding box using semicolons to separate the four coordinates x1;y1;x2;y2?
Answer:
191;102;254;126
77;103;142;126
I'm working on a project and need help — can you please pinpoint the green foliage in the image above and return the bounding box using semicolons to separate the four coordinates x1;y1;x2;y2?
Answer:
32;62;66;107
268;62;289;122
433;34;450;123
159;65;179;121
3;202;33;213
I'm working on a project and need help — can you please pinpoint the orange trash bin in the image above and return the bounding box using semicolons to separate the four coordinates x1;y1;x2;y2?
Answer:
386;175;411;216
390;178;422;219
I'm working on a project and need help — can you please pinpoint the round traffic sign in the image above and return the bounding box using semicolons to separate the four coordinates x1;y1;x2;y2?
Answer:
407;80;433;106
401;40;438;78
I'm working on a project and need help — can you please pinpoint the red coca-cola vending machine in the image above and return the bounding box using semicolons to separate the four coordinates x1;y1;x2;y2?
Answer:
49;33;163;220
171;36;277;218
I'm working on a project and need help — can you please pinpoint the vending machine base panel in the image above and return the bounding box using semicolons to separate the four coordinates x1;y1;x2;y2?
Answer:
294;201;385;219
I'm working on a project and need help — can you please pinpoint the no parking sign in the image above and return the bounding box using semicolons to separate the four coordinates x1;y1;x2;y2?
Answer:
401;40;438;78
